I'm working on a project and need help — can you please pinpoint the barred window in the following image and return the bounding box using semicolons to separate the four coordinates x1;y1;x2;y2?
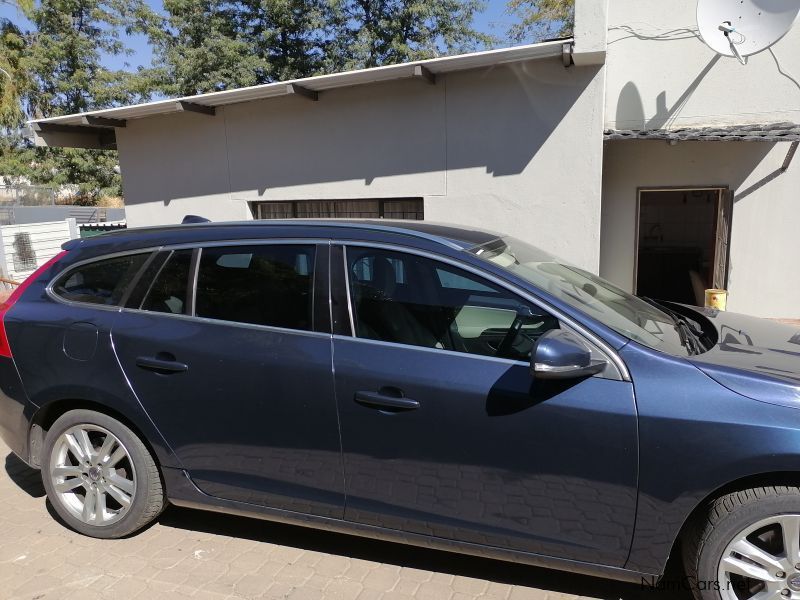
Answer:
252;198;423;220
12;233;37;272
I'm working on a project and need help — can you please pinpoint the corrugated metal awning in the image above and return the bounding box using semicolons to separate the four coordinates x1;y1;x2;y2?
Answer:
30;39;572;150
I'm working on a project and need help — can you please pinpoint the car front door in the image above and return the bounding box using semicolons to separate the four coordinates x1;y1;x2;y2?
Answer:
111;241;343;518
332;244;638;566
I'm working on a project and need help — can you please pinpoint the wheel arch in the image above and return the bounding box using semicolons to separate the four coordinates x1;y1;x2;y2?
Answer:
670;471;800;564
28;398;172;472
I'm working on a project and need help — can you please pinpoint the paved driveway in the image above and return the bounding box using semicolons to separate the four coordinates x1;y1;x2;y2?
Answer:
0;438;688;600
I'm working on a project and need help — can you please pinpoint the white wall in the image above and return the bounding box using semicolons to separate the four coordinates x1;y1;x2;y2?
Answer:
605;0;800;130
601;140;800;318
0;219;77;282
117;58;607;271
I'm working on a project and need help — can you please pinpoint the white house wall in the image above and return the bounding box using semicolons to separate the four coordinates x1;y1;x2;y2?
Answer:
116;59;607;271
601;140;800;318
605;0;800;130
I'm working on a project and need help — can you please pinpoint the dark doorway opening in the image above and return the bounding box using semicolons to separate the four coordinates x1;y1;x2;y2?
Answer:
635;188;731;305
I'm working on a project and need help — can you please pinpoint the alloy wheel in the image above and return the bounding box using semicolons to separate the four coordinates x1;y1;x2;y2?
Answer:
718;514;800;599
49;424;137;526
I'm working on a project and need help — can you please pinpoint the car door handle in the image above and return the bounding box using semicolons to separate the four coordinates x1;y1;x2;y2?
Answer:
354;390;420;411
135;355;188;374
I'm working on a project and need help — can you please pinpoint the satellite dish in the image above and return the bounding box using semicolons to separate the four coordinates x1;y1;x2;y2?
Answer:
697;0;800;64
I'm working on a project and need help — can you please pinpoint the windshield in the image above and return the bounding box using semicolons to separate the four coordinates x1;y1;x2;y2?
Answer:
469;236;691;355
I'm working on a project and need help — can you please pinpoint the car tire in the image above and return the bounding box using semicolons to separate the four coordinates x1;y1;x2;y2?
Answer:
41;409;165;538
684;486;800;600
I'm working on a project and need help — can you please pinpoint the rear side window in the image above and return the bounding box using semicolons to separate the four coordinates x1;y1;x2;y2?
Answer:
141;250;193;315
52;253;150;306
195;244;316;330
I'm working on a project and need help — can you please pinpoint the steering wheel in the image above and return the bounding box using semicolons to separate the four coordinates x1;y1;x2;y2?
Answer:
496;314;525;358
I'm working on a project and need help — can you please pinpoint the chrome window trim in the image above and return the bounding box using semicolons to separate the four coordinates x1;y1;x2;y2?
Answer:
341;246;357;337
118;251;159;308
160;238;329;251
187;248;201;316
46;238;327;312
326;241;334;335
117;306;332;340
332;334;532;368
336;240;631;382
46;246;164;311
138;250;173;311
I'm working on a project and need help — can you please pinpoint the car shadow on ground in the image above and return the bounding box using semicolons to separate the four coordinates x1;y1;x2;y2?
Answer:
5;452;691;600
5;452;45;497
157;505;693;599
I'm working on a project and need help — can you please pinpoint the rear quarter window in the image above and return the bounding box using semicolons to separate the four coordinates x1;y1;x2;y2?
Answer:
52;253;150;306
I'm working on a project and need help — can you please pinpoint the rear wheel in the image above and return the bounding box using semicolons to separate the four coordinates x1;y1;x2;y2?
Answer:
684;487;800;600
41;409;164;538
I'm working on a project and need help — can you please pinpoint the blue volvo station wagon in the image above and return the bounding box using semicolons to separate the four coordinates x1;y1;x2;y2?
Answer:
1;219;800;600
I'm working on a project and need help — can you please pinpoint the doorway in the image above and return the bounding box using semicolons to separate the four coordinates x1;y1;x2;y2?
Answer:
635;187;731;305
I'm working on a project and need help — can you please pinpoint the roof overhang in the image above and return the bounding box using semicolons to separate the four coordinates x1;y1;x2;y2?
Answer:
29;39;573;150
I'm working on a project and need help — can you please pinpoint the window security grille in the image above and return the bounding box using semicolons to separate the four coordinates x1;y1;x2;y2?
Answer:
251;198;423;221
12;232;37;272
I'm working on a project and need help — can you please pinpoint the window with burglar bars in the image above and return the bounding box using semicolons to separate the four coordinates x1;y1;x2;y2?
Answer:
12;232;37;272
251;199;424;221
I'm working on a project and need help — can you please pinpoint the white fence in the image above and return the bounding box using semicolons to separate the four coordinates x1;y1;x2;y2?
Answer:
0;219;78;283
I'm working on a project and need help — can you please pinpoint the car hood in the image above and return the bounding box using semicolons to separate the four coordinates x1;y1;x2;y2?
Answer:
683;307;800;408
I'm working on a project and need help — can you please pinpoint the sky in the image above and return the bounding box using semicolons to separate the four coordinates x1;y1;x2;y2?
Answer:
0;0;516;73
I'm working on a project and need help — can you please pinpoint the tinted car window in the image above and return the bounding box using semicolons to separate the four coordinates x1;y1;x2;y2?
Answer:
53;253;149;306
346;247;558;361
141;250;193;315
195;245;316;330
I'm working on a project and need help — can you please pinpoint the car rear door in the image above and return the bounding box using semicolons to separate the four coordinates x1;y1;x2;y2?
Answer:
110;241;344;518
331;243;638;566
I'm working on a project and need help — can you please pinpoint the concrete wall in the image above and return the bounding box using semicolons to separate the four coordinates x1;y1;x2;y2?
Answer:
117;58;607;271
5;206;125;225
605;0;800;130
601;140;800;318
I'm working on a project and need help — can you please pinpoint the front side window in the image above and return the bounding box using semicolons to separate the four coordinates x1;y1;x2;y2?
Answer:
468;236;691;355
53;253;150;306
345;246;558;361
195;244;316;331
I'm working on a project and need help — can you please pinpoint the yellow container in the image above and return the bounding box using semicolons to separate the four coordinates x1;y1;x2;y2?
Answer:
705;289;728;311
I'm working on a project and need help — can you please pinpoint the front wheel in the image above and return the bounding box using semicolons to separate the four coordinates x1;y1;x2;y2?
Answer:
684;487;800;600
41;409;165;538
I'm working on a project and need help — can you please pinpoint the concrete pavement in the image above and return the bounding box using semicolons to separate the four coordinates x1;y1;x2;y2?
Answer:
0;438;687;600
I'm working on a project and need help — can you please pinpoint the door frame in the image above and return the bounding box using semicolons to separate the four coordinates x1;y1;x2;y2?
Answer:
633;185;732;296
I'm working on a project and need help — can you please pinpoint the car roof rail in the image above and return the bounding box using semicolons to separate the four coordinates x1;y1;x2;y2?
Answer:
181;215;211;224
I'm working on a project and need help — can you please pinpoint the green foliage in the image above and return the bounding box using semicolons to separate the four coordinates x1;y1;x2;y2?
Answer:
328;0;493;70
0;0;159;202
506;0;574;43
151;1;266;96
0;20;26;129
151;0;494;95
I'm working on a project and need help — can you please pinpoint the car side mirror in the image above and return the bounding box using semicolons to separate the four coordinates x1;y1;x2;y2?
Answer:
531;329;607;380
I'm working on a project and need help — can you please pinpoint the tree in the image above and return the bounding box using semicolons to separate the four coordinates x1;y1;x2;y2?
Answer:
327;0;493;71
151;0;494;95
150;0;266;97
0;0;35;128
0;0;158;201
0;19;26;129
241;0;331;83
506;0;573;43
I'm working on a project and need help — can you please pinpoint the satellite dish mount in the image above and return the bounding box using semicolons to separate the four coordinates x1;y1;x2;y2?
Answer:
697;0;800;66
718;21;748;65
